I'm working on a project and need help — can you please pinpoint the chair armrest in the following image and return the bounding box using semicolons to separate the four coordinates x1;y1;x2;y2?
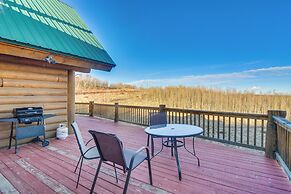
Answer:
128;146;150;170
85;138;94;146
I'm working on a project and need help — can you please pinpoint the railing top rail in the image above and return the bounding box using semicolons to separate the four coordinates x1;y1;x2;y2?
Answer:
118;104;159;110
273;116;291;132
165;107;268;119
77;102;268;119
75;102;89;105
93;103;115;107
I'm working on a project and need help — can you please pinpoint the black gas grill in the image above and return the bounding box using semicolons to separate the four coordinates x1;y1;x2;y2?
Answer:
10;107;49;153
15;107;44;124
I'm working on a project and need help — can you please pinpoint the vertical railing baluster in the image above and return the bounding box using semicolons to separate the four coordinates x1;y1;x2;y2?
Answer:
247;118;250;145
261;120;264;148
136;108;138;124
234;117;237;143
228;117;231;141
190;113;193;125
207;115;210;137
217;116;220;139
172;111;174;123
139;108;142;124
128;107;130;122
135;108;137;123
142;108;144;125
254;119;257;147
202;114;205;132
198;114;201;127
240;118;243;144
131;108;133;123
222;116;225;140
133;108;136;123
212;115;215;138
138;108;140;124
147;109;150;125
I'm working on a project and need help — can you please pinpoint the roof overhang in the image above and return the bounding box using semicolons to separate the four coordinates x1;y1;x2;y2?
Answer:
0;41;115;73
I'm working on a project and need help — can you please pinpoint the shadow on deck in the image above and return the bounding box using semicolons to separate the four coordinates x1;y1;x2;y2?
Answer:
0;115;290;193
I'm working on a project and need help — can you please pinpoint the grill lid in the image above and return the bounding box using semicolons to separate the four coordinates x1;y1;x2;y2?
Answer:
14;107;43;117
14;107;44;124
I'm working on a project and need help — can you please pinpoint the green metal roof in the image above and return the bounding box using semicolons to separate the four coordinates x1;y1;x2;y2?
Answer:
0;0;115;68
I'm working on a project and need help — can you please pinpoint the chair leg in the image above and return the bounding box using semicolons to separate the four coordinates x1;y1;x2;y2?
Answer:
123;169;132;194
90;160;102;194
76;157;83;188
147;156;153;185
74;155;82;173
15;139;18;154
8;123;13;149
113;163;118;183
171;138;174;157
151;137;154;157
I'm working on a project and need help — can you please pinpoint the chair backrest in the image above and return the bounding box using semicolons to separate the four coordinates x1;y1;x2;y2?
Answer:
71;122;87;155
89;130;126;167
149;112;167;128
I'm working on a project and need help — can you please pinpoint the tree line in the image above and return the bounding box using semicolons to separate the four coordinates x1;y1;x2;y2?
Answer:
76;76;291;119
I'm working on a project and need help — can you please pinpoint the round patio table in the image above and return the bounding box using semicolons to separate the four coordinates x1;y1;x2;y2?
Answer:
145;124;203;180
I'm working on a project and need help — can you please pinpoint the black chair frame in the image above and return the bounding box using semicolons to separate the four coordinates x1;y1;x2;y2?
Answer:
89;130;153;194
71;122;100;188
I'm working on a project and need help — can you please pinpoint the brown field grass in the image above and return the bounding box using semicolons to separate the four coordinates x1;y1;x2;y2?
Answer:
76;76;291;119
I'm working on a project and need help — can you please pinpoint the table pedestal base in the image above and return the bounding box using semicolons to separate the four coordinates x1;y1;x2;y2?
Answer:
150;137;200;180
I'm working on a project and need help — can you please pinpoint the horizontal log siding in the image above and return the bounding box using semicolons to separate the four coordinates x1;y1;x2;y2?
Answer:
0;62;68;148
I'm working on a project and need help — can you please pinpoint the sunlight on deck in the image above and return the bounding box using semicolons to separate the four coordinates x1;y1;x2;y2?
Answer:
0;115;290;194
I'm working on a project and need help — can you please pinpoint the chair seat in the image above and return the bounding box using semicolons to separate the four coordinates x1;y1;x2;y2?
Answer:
124;149;147;170
84;146;100;159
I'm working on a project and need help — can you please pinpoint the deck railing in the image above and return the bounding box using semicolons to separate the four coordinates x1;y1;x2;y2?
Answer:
76;102;269;150
165;107;268;150
76;102;290;178
75;102;90;115
273;115;291;180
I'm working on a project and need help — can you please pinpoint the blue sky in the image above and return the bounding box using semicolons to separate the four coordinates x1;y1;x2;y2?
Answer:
63;0;291;93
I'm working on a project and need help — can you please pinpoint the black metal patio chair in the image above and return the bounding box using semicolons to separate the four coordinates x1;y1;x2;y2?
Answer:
88;130;153;194
71;122;100;188
147;112;169;156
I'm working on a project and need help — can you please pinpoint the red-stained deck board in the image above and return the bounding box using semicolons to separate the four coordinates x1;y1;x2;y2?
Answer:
0;151;55;194
0;161;37;194
26;143;154;194
0;115;290;194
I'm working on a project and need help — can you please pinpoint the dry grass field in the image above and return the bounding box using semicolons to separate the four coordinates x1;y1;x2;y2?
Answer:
76;76;291;119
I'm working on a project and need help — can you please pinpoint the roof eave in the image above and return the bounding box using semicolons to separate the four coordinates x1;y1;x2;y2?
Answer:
0;40;116;72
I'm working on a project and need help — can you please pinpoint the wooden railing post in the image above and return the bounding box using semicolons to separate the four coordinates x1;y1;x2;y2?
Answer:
159;104;166;113
265;110;286;159
114;103;119;122
89;101;94;117
67;70;75;134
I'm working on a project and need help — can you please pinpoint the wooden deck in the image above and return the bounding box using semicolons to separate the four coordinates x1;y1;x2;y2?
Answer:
0;116;290;194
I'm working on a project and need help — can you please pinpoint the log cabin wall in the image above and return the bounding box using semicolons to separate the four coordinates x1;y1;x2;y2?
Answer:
0;61;68;148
